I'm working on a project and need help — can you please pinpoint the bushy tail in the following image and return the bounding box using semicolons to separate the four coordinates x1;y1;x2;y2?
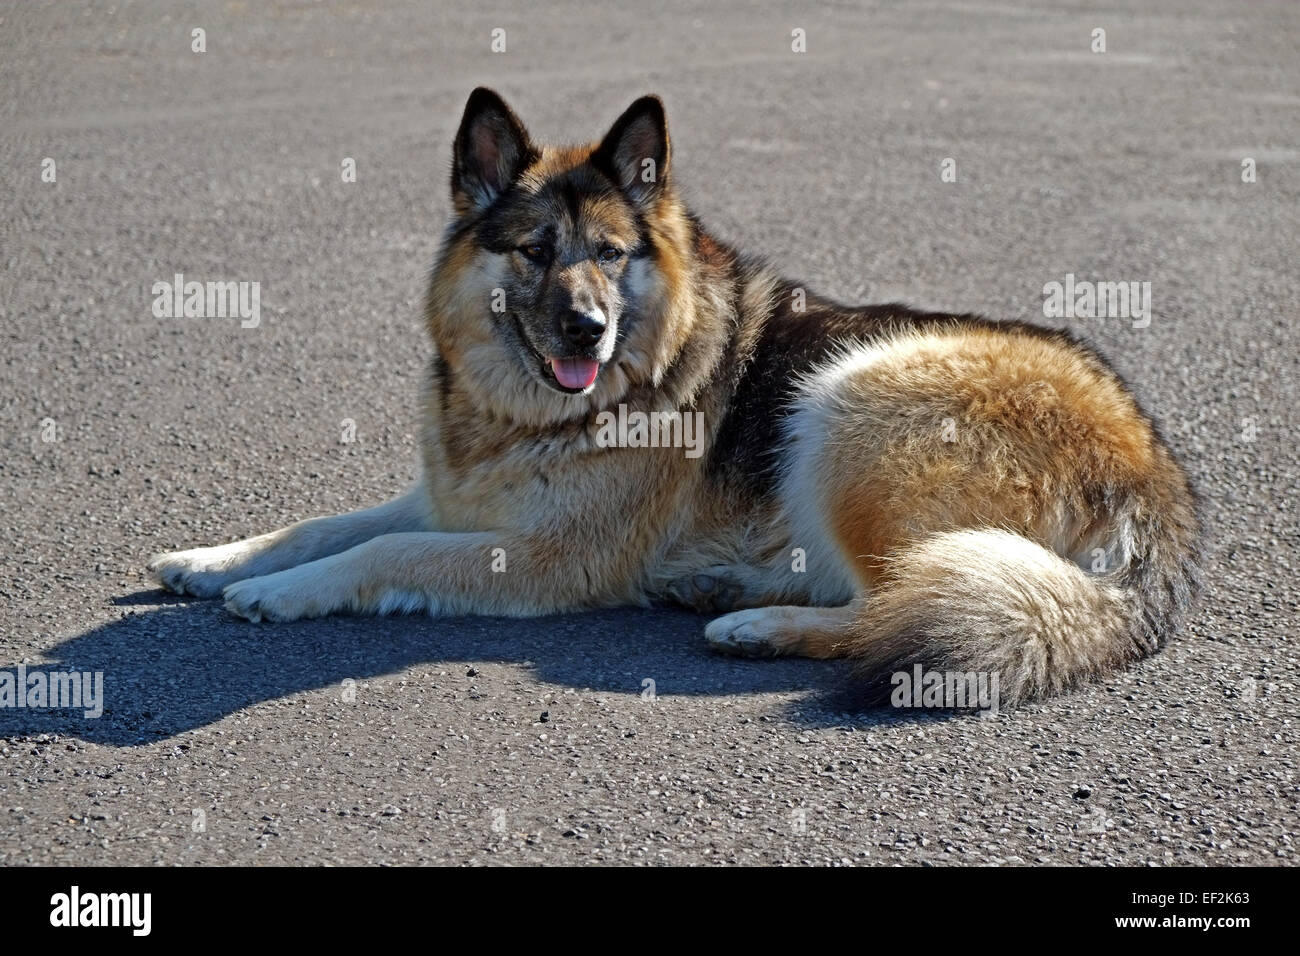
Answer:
848;518;1200;708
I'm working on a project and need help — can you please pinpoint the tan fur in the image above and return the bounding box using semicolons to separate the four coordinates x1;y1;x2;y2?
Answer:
812;326;1159;588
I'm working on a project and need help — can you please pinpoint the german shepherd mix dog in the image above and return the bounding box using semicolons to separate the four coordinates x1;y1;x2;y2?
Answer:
149;89;1200;706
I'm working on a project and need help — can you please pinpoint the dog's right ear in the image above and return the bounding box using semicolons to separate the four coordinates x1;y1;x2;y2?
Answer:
451;88;535;213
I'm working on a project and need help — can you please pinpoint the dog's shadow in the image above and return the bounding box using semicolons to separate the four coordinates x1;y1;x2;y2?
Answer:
0;592;931;747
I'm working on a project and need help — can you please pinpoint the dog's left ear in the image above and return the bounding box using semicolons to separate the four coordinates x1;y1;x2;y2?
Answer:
593;95;670;206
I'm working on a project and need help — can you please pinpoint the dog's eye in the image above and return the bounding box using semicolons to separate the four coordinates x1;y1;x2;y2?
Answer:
519;244;547;263
597;245;623;264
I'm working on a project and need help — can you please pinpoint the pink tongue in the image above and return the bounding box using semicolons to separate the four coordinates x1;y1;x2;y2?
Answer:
551;357;600;390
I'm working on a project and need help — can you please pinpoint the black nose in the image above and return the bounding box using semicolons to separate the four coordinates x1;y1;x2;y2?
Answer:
561;310;606;348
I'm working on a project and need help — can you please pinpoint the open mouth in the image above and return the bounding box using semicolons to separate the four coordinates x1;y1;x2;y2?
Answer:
511;312;602;394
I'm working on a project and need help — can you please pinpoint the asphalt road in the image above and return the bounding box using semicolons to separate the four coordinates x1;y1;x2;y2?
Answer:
1;0;1296;866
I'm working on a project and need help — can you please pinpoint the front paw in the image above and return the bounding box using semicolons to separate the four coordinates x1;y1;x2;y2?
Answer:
148;545;253;597
223;565;343;622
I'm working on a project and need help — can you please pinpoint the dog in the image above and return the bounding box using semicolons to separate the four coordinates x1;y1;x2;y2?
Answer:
148;88;1201;707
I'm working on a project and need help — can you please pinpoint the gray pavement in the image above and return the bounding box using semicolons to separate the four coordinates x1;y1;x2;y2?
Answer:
0;0;1296;865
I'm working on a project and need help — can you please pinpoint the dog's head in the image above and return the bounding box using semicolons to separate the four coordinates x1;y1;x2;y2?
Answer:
428;88;696;424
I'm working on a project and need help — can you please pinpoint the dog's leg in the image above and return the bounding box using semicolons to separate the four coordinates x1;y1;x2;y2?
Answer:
222;529;597;622
704;600;862;658
148;484;431;598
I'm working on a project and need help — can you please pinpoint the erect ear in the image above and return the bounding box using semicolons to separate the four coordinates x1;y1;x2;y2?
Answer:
592;95;670;206
451;87;536;212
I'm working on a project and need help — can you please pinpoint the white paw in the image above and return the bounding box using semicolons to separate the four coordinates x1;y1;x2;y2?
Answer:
223;563;345;623
704;607;788;657
147;543;258;597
